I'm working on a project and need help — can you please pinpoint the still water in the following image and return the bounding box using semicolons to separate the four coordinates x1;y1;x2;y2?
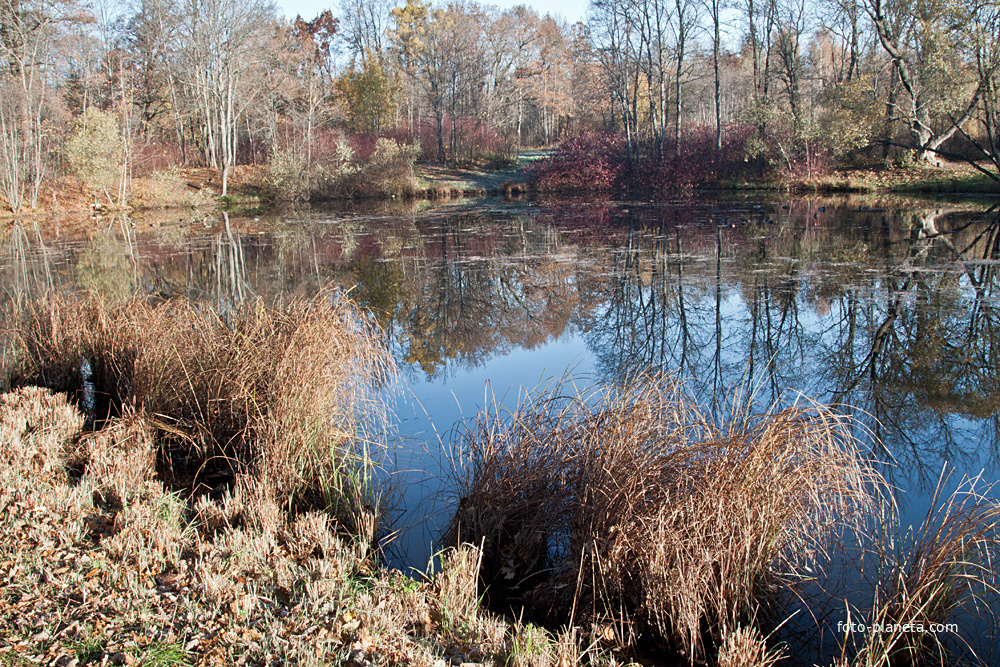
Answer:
3;195;999;654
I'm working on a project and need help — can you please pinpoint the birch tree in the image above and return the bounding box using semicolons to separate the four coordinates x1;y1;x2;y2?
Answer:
179;0;273;194
0;0;60;211
590;0;641;167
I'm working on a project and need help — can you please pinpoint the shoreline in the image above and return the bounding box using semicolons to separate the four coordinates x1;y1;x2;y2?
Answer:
2;160;997;223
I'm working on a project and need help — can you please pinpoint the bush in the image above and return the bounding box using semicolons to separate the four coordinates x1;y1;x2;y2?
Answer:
635;124;756;191
268;132;418;200
446;118;516;168
65;109;123;196
382;125;439;163
131;139;184;177
362;137;420;196
267;132;357;201
530;127;757;194
529;133;626;191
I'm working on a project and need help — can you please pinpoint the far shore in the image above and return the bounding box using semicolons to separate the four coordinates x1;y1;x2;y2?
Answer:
1;155;997;222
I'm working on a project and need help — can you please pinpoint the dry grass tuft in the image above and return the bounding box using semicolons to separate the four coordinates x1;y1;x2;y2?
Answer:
0;386;84;480
845;469;1000;667
6;289;395;533
78;408;158;508
431;544;496;643
717;625;785;667
448;375;878;663
718;625;785;667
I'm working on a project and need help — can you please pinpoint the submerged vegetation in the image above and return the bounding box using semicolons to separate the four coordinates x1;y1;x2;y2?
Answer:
0;291;999;665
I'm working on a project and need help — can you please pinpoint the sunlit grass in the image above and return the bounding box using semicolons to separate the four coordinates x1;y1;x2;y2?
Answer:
448;375;879;663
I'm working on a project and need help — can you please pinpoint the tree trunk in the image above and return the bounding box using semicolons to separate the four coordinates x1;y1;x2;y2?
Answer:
713;2;722;156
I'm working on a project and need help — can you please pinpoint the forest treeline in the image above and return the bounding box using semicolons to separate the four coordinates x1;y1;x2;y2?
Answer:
2;0;1000;211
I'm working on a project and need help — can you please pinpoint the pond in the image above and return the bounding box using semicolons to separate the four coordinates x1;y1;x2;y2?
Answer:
3;194;1000;660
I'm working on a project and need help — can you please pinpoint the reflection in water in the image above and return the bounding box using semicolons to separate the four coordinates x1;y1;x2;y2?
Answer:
2;198;1000;553
75;229;135;300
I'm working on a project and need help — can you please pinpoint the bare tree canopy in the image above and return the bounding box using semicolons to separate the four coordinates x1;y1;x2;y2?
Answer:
2;0;1000;211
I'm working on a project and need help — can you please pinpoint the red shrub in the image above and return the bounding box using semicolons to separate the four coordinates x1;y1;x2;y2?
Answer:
350;133;378;161
636;124;756;192
531;126;756;194
529;133;626;191
131;140;184;176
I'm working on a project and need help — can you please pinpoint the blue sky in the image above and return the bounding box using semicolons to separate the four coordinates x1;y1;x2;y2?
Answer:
276;0;588;26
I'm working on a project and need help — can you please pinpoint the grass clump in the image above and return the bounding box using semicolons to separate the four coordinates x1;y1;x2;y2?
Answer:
448;376;878;664
132;641;193;666
6;289;394;536
131;167;214;209
842;469;1000;667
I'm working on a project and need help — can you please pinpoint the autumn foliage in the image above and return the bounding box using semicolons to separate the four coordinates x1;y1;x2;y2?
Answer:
530;126;757;194
529;133;627;191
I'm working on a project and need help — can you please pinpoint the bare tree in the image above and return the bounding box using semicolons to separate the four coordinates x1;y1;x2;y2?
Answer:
392;0;449;162
952;0;1000;181
703;0;723;154
178;0;274;194
672;0;699;145
340;0;394;63
865;0;982;163
0;0;62;211
774;0;807;122
590;0;641;167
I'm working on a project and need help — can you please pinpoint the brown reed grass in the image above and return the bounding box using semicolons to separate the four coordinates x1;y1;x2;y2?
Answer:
845;468;1000;667
447;375;878;664
5;289;395;536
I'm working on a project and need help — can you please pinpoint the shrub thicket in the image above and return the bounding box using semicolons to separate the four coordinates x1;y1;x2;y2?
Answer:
530;126;757;194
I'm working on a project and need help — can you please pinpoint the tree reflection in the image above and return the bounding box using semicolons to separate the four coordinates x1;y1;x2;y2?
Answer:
577;202;1000;489
3;201;1000;490
351;216;591;377
823;206;1000;489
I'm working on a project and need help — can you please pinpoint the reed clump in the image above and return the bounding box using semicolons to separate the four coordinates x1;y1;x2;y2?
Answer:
5;289;395;535
447;376;878;664
844;470;1000;667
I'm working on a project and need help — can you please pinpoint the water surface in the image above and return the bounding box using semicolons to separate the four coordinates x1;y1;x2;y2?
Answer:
3;195;999;657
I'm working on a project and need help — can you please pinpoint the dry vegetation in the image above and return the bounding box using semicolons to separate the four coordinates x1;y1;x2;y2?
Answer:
840;471;1000;667
447;378;876;663
447;378;1000;666
130;168;217;210
1;294;999;667
6;291;394;536
0;385;588;667
0;293;598;667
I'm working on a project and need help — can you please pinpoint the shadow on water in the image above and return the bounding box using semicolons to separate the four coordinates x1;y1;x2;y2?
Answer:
3;197;1000;662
